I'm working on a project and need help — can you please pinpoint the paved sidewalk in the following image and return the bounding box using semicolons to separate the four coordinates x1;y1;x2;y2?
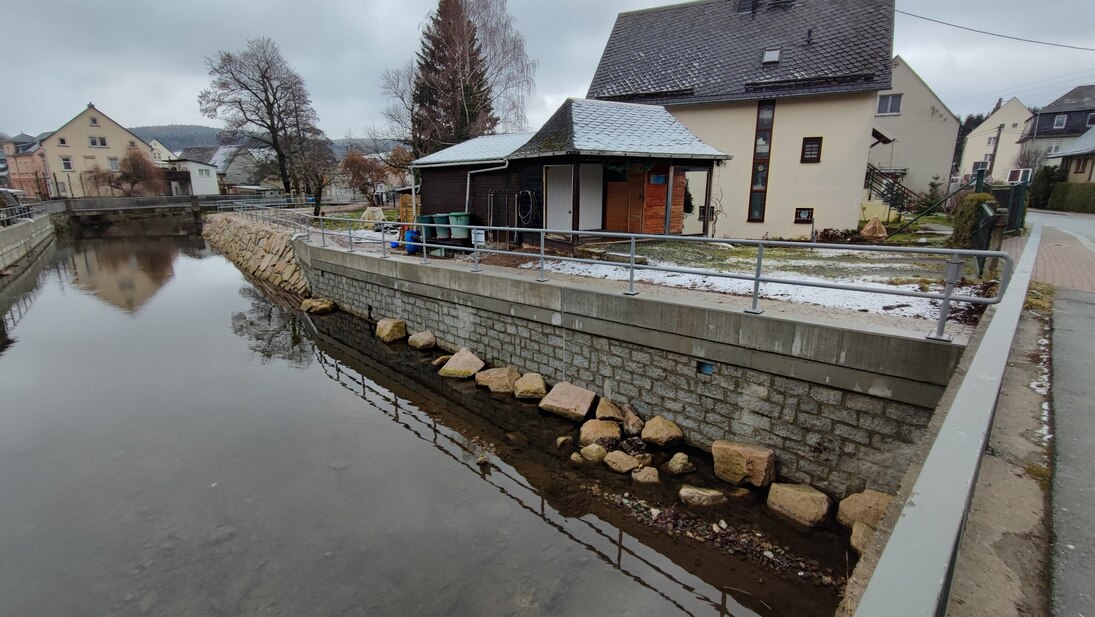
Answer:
1050;290;1095;616
1003;226;1095;292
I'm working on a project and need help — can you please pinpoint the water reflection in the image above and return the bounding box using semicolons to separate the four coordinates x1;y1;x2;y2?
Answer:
231;286;313;369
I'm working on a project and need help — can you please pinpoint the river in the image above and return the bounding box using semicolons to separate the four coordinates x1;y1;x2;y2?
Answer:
0;234;841;617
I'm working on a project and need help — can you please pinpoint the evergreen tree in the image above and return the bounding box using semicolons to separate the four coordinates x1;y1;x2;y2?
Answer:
412;0;498;157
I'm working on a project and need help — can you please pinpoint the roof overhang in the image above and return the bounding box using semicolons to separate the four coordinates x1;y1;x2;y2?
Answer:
507;149;731;161
871;127;895;146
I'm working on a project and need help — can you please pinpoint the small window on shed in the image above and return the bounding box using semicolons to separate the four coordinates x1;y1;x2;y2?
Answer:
762;48;781;64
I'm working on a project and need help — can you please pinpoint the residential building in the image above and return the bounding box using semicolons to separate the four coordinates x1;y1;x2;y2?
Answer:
1019;85;1095;165
587;0;895;239
867;56;958;193
178;145;260;190
958;97;1032;182
164;159;220;196
414;98;728;248
148;139;175;167
1059;128;1095;184
37;103;155;198
1;133;50;199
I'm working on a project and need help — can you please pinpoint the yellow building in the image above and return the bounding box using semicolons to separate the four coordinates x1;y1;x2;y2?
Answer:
39;103;154;198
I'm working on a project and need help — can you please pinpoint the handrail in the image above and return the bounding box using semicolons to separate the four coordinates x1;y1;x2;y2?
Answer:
852;224;1042;617
0;203;49;225
228;204;1015;341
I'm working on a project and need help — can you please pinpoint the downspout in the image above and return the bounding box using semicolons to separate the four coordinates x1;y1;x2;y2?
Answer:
465;159;510;213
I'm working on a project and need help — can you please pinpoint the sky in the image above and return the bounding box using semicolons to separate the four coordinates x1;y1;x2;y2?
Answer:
2;0;1094;139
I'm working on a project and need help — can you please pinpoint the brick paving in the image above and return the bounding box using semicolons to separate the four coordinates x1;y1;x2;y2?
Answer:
1003;226;1095;292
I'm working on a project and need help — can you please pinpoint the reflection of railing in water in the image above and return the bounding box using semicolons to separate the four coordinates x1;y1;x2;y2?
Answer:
310;346;761;617
1;289;39;333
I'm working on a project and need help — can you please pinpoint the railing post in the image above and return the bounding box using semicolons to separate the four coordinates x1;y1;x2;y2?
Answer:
381;225;390;259
536;229;548;282
928;252;964;341
624;235;639;296
347;220;354;252
320;216;326;247
471;226;482;272
745;243;765;314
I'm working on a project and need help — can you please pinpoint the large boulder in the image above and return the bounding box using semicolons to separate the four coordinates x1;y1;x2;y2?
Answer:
621;404;645;436
641;416;684;447
632;467;660;485
437;348;485;378
539;382;596;421
579;419;622;447
712;440;775;487
837;490;892;529
595;399;625;422
604;451;641;474
661;452;696;476
513;373;547;400
679;485;728;507
579;444;608;463
301;298;336;314
850;521;876;555
376;318;407;343
474;367;521;394
766;483;831;529
407;330;437;350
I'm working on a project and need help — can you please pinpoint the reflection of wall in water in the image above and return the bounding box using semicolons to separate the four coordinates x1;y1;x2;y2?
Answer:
69;240;179;313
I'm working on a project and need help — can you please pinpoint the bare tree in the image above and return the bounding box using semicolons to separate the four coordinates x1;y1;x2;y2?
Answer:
1013;143;1046;170
341;150;388;204
86;150;165;196
198;37;319;194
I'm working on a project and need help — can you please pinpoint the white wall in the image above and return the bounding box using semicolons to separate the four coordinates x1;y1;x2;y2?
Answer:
180;161;219;195
959;98;1032;181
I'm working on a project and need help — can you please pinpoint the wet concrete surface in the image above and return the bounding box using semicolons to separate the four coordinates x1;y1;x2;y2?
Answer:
0;235;844;617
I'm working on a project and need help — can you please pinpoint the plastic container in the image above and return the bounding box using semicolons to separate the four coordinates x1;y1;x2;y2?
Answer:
448;212;471;240
404;230;420;255
416;214;437;240
433;213;451;239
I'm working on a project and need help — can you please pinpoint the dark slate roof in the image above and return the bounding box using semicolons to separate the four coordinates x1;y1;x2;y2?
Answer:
510;98;727;159
587;0;894;106
11;133;35;144
1042;85;1095;113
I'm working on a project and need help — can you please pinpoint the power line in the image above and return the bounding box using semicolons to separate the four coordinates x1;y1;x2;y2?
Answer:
896;10;1095;52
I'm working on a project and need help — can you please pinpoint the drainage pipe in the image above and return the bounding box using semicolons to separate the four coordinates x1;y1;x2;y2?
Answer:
465;160;510;213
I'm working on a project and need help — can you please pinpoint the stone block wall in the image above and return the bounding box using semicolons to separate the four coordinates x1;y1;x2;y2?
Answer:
305;259;933;498
203;214;309;297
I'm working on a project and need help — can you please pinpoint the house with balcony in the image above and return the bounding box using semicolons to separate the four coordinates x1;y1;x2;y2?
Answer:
37;103;155;198
164;159;220;196
586;0;896;239
958;97;1032;183
1018;85;1095;166
178;145;260;191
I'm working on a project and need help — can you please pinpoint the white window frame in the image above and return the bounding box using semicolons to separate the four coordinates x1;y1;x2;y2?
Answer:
89;117;99;127
983;153;994;163
58;137;68;147
1047;141;1062;155
877;93;903;115
987;136;996;146
1053;114;1067;129
107;157;120;172
972;160;989;172
198;168;211;177
60;156;73;171
89;136;107;148
762;48;781;64
1088;112;1095;127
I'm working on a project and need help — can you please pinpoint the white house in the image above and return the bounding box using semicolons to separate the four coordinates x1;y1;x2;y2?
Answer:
165;159;219;196
958;97;1032;182
148;139;175;167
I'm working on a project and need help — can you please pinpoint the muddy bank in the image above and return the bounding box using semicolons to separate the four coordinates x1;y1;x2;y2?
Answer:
307;309;850;617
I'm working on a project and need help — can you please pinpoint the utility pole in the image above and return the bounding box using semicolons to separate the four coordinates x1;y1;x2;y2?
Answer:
988;124;1004;176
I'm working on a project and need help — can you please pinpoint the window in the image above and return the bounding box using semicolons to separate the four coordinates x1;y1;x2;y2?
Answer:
153;152;161;160
108;157;120;172
1088;113;1095;127
794;208;814;224
762;48;781;64
800;137;823;163
60;156;73;171
987;136;996;146
198;168;211;177
877;94;903;115
89;117;99;126
58;137;68;147
748;100;775;222
129;140;136;148
1048;141;1062;155
89;136;107;147
1053;114;1067;129
1076;159;1088;174
1012;122;1019;128
972;161;989;172
983;153;994;163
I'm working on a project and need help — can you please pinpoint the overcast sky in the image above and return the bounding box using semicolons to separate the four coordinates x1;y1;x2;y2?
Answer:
3;0;1094;138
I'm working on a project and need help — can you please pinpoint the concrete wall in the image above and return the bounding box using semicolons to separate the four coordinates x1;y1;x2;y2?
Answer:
671;92;876;239
293;240;964;497
868;57;959;193
0;215;54;271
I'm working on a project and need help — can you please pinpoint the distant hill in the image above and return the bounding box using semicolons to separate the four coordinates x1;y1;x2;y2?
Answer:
129;125;222;153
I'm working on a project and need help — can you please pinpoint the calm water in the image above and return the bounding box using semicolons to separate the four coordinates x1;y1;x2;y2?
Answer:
0;235;835;617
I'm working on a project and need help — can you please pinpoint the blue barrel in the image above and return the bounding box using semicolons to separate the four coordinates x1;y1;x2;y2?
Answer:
405;230;420;255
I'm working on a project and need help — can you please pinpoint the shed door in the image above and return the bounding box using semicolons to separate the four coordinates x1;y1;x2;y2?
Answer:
579;164;604;230
544;165;573;231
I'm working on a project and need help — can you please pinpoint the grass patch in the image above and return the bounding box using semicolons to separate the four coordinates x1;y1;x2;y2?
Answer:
1025;463;1052;493
1025;281;1056;312
884;277;936;292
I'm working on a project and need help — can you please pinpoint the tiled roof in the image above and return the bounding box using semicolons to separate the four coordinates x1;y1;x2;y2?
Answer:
587;0;894;105
511;98;727;159
412;133;534;166
1042;85;1095;113
1060;127;1095;157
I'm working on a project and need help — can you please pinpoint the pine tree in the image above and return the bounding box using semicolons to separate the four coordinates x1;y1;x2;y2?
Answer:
412;0;498;157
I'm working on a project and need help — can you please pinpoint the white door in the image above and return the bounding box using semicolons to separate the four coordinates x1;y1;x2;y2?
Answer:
544;165;573;231
579;164;604;230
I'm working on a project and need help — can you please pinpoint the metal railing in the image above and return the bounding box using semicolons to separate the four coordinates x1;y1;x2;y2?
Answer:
226;204;1014;341
0;203;49;227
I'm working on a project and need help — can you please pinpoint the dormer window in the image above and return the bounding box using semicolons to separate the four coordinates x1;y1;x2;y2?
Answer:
1053;114;1067;129
90;117;99;127
762;48;781;64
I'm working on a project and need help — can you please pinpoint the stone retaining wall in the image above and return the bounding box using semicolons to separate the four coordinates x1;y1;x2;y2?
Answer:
1;216;54;272
295;243;957;498
202;214;309;297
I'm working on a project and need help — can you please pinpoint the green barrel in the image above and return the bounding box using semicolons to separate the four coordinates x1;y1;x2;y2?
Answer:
433;213;451;239
448;212;471;240
416;214;436;239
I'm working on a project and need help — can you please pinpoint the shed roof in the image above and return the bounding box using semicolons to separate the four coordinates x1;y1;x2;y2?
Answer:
413;133;534;166
587;0;894;106
1060;127;1095;157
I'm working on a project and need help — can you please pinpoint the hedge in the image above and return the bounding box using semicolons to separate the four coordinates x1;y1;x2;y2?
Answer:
1048;183;1095;214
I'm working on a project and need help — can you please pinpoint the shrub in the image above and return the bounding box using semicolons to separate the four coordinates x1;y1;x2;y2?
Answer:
817;228;864;243
1048;183;1095;213
948;192;996;249
1027;165;1068;210
914;175;945;213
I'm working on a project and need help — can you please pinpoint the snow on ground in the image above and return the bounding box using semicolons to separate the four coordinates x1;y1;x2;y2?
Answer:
520;258;946;319
1031;326;1053;444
